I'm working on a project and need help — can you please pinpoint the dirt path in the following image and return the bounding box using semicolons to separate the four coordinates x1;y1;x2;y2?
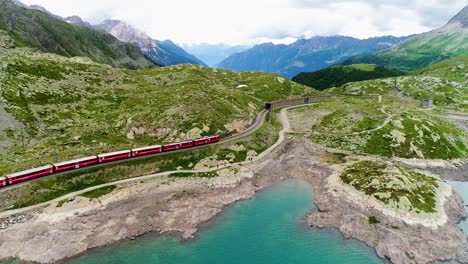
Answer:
0;106;466;264
0;107;295;219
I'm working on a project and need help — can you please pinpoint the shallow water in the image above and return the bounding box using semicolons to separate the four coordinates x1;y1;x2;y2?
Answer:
68;181;385;264
447;181;468;234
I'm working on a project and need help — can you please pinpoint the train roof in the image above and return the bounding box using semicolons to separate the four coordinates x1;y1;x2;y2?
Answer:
132;145;162;151
195;135;218;139
0;176;6;181
164;140;193;146
7;165;53;177
97;150;131;157
53;156;98;167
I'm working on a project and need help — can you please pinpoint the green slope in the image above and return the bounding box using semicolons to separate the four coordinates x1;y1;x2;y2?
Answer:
0;32;317;174
343;6;468;72
292;64;402;90
0;0;154;69
290;56;468;159
333;56;468;112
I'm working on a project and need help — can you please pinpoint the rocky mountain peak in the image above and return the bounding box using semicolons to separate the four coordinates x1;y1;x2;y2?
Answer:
448;5;468;27
10;0;26;7
94;19;152;46
64;16;93;28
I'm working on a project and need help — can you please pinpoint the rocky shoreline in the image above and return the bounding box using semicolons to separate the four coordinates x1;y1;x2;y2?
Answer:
0;139;466;264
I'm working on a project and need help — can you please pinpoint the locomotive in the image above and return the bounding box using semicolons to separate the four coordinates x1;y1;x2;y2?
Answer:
0;135;220;188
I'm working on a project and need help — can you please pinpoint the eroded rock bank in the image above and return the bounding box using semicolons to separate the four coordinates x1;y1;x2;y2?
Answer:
308;165;467;264
0;139;466;264
254;139;468;264
0;167;259;263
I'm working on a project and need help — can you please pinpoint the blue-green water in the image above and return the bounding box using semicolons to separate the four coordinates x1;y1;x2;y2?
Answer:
448;181;468;234
68;181;385;264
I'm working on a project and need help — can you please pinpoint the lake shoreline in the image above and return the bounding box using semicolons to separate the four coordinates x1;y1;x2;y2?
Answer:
0;139;466;264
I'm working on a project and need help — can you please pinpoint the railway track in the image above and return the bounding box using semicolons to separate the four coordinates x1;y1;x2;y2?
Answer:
0;105;301;219
0;95;326;193
0;110;268;192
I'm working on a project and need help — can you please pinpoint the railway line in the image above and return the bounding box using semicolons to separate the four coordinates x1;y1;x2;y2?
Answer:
0;110;269;192
0;104;304;219
0;95;327;192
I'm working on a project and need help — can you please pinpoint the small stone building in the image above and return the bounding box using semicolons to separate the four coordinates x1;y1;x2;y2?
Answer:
422;98;433;108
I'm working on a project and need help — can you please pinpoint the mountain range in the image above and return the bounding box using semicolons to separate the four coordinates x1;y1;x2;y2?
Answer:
0;0;154;69
9;0;207;67
93;20;206;66
217;35;410;78
342;6;468;72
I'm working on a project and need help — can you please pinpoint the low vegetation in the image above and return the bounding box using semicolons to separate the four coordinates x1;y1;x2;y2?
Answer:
56;198;72;208
295;57;468;159
79;185;116;199
368;216;380;224
342;14;468;73
0;32;316;175
0;111;283;210
170;171;220;178
308;98;467;159
334;56;468;112
340;161;440;213
292;64;402;90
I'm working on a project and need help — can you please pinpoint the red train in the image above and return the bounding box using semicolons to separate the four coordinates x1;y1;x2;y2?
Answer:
0;135;220;188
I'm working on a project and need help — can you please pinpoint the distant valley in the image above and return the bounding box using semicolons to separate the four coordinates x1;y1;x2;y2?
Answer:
182;43;250;67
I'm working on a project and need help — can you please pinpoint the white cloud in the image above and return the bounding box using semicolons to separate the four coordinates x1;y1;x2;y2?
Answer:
19;0;467;45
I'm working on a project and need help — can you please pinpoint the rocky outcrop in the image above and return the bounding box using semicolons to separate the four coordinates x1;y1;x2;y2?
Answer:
94;20;206;67
0;139;465;264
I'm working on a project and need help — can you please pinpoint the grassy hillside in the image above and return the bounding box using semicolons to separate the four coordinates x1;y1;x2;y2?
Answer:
292;64;402;90
297;97;468;159
342;8;468;73
333;56;468;112
0;0;154;69
341;161;441;213
0;33;317;175
288;56;468;160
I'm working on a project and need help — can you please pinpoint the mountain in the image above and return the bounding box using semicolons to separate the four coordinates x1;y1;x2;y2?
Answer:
10;1;203;67
343;6;468;72
94;20;206;66
64;16;93;28
0;29;316;174
292;64;403;90
182;43;250;66
217;35;409;78
11;0;63;20
0;0;154;69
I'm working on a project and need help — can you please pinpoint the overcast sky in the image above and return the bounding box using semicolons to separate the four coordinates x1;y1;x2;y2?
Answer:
20;0;467;45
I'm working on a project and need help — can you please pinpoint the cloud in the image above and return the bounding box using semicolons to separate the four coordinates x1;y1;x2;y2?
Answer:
19;0;467;45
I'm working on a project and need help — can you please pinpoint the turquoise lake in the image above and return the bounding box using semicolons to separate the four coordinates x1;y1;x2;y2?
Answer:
68;181;386;264
447;181;468;234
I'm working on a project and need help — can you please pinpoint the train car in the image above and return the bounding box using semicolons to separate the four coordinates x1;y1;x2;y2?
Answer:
53;156;99;173
131;145;162;157
0;177;8;188
162;140;194;152
7;165;54;185
193;135;221;146
208;135;221;143
97;150;132;163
